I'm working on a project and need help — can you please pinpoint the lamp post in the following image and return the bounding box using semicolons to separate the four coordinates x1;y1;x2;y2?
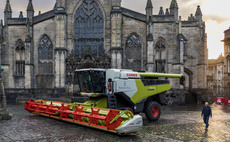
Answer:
0;43;11;120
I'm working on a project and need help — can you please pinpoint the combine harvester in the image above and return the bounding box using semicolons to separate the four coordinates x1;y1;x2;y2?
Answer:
25;68;184;134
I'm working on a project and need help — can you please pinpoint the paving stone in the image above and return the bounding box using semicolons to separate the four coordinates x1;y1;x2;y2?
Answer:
0;104;229;141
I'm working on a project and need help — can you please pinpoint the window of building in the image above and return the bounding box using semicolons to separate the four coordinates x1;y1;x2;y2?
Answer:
15;39;25;76
183;42;187;56
125;34;142;71
228;45;230;52
38;35;53;75
155;37;166;73
74;0;104;57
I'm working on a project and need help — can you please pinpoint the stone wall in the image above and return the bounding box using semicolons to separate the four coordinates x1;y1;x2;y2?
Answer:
33;18;56;88
182;24;207;90
0;0;209;104
122;15;146;70
3;25;27;88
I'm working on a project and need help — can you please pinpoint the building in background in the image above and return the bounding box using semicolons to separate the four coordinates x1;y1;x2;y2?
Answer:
221;27;230;98
208;27;230;99
207;54;224;98
0;0;208;103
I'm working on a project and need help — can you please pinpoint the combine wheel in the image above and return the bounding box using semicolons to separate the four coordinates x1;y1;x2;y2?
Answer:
145;101;161;121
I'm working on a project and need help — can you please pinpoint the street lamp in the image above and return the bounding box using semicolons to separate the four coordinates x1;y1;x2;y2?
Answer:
0;41;12;120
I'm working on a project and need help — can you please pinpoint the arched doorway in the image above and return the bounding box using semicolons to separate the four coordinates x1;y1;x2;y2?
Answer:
184;68;193;92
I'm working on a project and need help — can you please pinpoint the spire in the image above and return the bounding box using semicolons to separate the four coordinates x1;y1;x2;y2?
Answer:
189;14;195;20
4;0;12;12
27;0;34;12
165;8;170;15
158;7;164;15
195;5;202;16
169;0;178;20
53;2;57;10
19;11;23;18
170;0;178;9
146;0;153;22
146;0;153;9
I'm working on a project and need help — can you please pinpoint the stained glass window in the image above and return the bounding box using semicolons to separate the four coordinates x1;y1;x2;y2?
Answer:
15;39;25;76
155;38;166;73
126;34;142;71
38;35;53;75
74;0;104;57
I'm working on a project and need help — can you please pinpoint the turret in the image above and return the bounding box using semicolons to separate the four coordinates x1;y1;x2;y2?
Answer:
146;0;153;22
27;0;34;23
4;0;12;25
195;5;203;25
158;7;164;15
146;0;154;72
169;0;178;21
165;8;170;15
19;11;23;18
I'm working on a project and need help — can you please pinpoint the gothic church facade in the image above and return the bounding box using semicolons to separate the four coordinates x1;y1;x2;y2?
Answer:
0;0;208;96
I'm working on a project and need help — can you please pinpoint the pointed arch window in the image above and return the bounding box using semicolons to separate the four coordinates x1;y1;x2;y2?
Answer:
126;34;142;71
15;39;25;76
74;0;104;57
38;35;53;75
155;37;166;73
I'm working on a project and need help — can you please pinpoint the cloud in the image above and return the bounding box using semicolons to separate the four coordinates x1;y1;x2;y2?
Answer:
204;15;230;24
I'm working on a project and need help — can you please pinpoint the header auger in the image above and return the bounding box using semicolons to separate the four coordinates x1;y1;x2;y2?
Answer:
25;68;184;134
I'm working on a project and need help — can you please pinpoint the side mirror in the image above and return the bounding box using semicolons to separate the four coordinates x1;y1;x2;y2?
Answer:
180;76;185;85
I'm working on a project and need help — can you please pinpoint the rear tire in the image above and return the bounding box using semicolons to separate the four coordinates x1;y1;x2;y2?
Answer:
145;101;161;121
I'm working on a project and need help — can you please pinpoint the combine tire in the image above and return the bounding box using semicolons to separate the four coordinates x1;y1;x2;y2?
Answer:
145;101;161;121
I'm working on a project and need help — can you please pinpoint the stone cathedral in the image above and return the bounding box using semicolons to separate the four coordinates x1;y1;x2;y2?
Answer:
0;0;208;100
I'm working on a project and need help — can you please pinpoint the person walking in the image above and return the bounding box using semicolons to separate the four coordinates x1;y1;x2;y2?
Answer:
201;102;212;129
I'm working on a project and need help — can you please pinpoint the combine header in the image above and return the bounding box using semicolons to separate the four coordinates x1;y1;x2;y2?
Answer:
25;68;184;134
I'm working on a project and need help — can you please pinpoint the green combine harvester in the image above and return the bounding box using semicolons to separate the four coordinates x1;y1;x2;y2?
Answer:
25;68;184;134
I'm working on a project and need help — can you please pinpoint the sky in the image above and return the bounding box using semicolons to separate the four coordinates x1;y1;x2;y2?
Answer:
0;0;229;59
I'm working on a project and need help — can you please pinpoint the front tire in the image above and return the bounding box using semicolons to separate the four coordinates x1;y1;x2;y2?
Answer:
145;101;161;121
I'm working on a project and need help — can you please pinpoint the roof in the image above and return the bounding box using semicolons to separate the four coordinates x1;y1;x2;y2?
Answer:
208;54;224;65
121;7;146;22
33;10;55;24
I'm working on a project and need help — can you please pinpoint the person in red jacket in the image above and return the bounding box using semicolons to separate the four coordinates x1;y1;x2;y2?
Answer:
201;102;212;129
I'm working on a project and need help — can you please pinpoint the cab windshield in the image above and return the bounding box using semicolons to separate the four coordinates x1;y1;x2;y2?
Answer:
76;70;105;93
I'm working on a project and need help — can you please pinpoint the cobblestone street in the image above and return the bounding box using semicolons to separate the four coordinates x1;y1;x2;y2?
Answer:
0;103;230;142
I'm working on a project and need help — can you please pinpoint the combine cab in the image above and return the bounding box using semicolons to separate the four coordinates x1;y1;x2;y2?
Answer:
25;68;184;134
